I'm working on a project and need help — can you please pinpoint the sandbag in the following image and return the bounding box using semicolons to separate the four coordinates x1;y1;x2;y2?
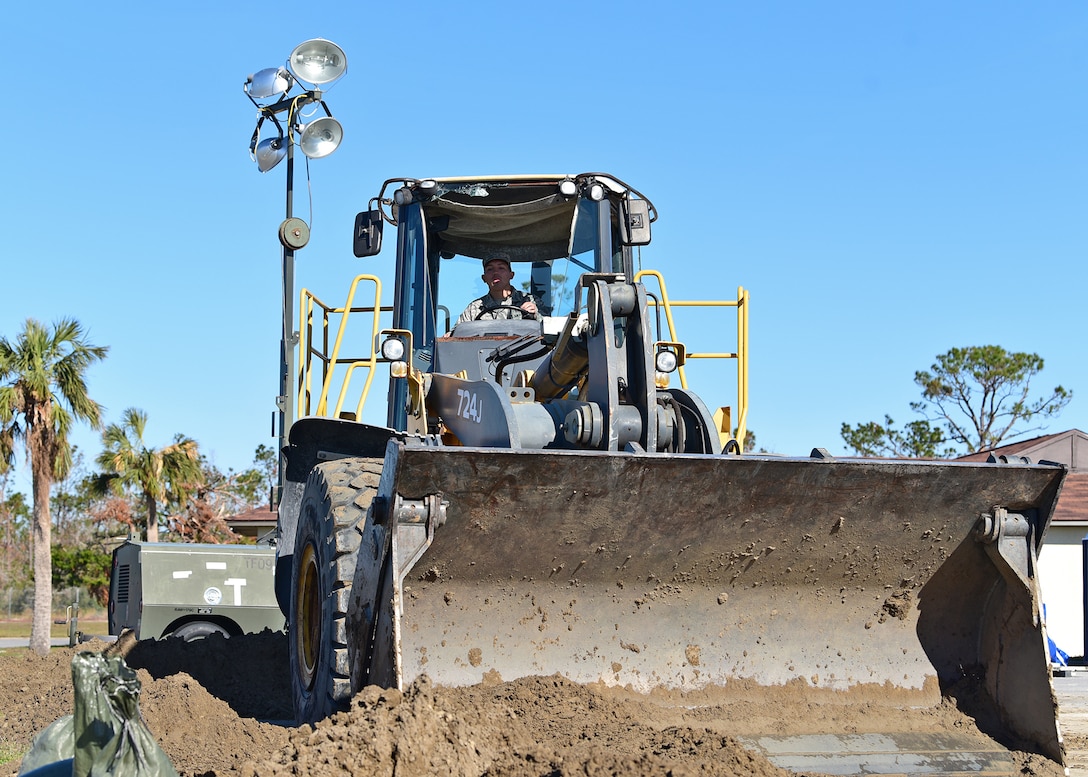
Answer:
19;650;177;777
18;716;73;776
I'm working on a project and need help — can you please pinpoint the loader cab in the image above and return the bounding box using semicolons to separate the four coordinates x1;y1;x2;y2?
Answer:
357;174;654;432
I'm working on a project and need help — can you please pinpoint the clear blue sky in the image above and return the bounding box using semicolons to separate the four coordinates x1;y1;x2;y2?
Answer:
4;2;1086;497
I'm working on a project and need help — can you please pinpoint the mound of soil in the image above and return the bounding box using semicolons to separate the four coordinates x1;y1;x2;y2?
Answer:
0;633;291;777
0;632;1066;777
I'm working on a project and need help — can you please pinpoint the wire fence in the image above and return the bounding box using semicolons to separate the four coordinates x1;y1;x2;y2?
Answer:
0;586;106;619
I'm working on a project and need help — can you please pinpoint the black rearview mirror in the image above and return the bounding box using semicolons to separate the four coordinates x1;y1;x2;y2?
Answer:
619;199;651;246
353;210;383;257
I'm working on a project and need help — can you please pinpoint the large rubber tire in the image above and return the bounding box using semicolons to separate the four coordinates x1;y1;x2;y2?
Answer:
289;457;382;725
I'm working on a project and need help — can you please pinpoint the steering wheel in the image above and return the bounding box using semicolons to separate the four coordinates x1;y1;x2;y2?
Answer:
474;304;535;320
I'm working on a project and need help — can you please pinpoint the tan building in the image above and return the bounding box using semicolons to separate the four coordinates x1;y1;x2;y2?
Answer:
958;429;1088;659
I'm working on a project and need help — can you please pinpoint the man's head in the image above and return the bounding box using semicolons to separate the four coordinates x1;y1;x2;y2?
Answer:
482;255;511;272
481;255;515;297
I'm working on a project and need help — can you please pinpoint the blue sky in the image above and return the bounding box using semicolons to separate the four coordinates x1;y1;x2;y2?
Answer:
4;2;1086;497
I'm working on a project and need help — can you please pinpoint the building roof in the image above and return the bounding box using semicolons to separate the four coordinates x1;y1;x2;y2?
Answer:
956;429;1088;472
226;506;277;525
955;429;1088;524
1054;472;1088;524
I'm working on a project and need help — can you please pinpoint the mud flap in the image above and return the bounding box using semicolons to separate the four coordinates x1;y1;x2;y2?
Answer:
349;443;1066;768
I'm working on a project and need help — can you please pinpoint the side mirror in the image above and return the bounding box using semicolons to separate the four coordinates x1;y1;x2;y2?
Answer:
353;210;383;257
619;198;651;246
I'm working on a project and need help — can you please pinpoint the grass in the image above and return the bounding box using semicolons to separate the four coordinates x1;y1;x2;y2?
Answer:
0;615;109;640
0;742;24;769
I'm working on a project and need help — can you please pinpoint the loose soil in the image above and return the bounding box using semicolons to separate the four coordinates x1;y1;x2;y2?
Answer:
0;632;1070;777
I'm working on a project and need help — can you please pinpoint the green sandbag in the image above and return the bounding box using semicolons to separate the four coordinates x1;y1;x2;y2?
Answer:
18;650;177;777
18;716;73;776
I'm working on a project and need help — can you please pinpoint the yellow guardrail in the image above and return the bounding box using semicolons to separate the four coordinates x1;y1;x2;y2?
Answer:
298;275;390;421
636;270;749;449
299;270;748;450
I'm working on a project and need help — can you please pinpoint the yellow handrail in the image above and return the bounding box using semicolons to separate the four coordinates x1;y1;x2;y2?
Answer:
297;275;389;421
296;269;748;448
635;270;749;448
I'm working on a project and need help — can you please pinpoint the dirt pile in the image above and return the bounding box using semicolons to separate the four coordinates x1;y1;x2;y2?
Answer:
245;674;791;777
0;633;292;777
0;631;1068;777
0;632;792;777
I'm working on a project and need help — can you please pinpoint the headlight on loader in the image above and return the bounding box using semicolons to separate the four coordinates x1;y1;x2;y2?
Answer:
380;335;409;377
381;337;406;361
654;343;684;389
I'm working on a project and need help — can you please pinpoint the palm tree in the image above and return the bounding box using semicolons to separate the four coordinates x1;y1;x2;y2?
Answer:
96;408;203;542
0;318;107;655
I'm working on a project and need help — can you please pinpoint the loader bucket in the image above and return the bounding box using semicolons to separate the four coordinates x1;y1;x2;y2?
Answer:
348;444;1066;772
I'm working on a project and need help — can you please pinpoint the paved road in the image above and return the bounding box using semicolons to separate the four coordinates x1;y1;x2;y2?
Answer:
1056;672;1088;776
0;638;72;648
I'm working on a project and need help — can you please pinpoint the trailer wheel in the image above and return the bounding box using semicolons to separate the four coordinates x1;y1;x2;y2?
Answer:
290;457;382;724
168;621;230;642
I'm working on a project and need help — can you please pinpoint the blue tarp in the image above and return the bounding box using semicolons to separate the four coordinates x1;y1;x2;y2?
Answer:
1043;604;1069;666
1050;636;1070;666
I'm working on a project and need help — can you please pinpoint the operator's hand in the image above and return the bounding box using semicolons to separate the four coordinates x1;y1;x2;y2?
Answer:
520;300;538;316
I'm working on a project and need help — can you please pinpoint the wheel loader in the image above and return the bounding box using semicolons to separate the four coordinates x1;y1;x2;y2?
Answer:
272;173;1067;774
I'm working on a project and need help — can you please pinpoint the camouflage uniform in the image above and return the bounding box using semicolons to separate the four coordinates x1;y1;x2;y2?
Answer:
457;289;539;324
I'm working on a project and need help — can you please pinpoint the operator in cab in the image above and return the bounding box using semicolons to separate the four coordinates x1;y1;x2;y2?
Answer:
457;254;539;323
